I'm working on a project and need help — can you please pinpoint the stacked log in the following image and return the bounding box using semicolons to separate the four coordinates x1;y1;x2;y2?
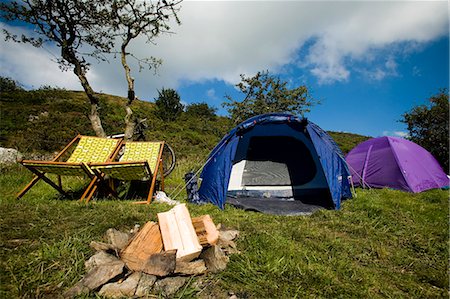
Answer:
64;204;239;298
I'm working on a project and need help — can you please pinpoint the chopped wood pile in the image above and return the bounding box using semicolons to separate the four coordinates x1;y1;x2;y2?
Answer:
64;204;239;298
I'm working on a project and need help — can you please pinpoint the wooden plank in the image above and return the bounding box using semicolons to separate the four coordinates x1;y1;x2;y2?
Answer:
158;209;183;254
120;221;163;271
173;204;202;261
157;204;202;262
192;215;219;247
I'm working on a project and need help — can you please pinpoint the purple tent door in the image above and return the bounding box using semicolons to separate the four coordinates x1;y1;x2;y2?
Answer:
346;136;449;193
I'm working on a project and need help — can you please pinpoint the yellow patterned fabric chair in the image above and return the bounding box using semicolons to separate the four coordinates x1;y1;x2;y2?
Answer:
90;141;165;204
17;135;122;202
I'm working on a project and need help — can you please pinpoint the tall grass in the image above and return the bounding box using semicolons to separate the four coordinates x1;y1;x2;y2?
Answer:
0;165;448;298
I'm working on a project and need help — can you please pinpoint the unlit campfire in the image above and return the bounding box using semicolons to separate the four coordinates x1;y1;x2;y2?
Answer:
64;204;239;298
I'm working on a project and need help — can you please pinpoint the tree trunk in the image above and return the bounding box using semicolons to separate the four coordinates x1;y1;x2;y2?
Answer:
124;104;135;140
62;48;106;137
121;41;136;141
75;69;106;137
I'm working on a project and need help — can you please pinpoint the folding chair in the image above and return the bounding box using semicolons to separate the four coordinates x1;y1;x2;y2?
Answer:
90;141;165;204
17;135;122;202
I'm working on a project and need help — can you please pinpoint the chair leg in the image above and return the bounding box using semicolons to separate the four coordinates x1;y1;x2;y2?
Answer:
26;167;68;196
81;177;99;203
16;176;41;199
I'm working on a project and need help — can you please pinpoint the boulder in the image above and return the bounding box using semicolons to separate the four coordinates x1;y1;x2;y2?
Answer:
154;277;188;297
98;272;141;298
0;148;22;165
135;273;157;297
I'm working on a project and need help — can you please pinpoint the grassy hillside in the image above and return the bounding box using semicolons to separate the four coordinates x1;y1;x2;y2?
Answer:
0;88;231;159
1;88;368;158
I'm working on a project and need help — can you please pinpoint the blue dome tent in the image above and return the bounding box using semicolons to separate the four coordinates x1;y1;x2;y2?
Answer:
198;113;352;215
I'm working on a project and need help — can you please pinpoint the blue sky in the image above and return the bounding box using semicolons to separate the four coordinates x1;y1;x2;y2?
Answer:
1;1;449;137
178;36;449;137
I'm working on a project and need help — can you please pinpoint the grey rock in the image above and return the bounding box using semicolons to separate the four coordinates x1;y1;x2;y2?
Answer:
85;251;119;272
106;228;130;250
98;272;141;298
154;276;188;297
219;229;239;242
89;241;116;252
200;245;229;273
141;249;176;277
175;259;207;275
135;273;157;297
217;238;240;255
82;260;125;290
63;281;89;298
0;147;22;165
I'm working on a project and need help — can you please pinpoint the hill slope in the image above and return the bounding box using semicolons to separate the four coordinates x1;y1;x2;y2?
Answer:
1;89;369;157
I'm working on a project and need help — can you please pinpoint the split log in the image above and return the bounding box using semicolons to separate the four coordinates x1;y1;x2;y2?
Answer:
157;204;202;262
120;221;163;271
141;249;177;277
200;245;229;273
192;215;219;246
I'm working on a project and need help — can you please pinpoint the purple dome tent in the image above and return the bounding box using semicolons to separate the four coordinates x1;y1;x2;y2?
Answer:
346;136;448;193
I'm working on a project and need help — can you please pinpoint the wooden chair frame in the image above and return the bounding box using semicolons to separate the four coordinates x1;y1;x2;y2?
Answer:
89;141;165;204
17;134;122;202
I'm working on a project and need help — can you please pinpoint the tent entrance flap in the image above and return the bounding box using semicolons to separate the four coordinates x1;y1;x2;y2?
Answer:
240;136;317;186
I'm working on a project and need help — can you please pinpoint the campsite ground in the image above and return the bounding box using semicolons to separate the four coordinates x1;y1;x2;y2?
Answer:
0;164;448;298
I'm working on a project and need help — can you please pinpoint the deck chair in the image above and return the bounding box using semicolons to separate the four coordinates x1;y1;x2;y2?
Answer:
90;141;165;204
17;135;122;202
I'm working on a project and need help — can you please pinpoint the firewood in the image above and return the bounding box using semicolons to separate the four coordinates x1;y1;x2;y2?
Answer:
157;204;202;262
191;215;219;246
120;221;163;271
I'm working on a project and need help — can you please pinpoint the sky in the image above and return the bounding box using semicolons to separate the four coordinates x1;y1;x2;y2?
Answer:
0;1;449;137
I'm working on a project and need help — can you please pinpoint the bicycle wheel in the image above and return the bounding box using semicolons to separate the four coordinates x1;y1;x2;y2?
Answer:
162;143;176;177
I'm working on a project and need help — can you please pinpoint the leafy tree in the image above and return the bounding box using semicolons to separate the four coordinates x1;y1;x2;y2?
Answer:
110;0;181;140
0;76;23;92
185;102;216;120
223;70;315;124
1;0;114;137
401;89;449;171
154;88;184;122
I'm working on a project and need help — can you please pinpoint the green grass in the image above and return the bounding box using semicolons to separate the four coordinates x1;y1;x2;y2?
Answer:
1;165;448;298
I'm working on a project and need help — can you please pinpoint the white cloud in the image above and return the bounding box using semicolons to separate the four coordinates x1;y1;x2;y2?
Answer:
382;130;410;138
0;1;447;96
0;24;80;90
206;88;217;100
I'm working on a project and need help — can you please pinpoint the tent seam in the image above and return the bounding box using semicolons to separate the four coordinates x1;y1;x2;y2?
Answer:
387;137;413;192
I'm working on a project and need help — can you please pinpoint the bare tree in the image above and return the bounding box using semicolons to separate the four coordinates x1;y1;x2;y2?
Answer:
0;0;115;136
1;0;182;139
110;0;181;140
